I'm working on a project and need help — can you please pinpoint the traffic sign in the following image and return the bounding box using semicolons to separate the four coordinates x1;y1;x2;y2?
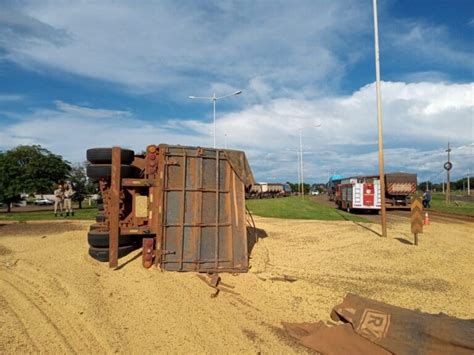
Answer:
411;197;423;245
444;161;452;171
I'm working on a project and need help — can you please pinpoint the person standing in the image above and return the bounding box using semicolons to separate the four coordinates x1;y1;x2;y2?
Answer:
422;190;432;209
425;190;432;208
54;183;64;217
64;183;75;217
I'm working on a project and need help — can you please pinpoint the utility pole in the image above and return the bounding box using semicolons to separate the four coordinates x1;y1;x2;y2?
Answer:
299;129;304;198
372;0;387;238
297;151;301;197
468;170;471;196
295;124;321;199
442;178;445;194
446;142;451;204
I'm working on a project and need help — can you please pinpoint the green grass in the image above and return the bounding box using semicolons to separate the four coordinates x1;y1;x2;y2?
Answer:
246;196;370;222
428;193;474;216
0;207;97;221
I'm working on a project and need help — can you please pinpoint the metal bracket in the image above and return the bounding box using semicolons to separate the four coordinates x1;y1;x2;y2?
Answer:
196;273;239;298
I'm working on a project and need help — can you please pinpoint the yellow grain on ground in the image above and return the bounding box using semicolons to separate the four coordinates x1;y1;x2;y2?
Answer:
0;217;472;353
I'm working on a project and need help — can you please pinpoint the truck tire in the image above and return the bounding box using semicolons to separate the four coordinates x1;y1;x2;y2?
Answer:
87;230;137;248
86;164;136;180
87;148;135;164
89;223;101;230
88;244;138;262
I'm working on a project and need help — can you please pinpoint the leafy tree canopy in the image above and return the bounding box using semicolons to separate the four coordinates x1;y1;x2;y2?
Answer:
69;163;96;208
0;145;71;211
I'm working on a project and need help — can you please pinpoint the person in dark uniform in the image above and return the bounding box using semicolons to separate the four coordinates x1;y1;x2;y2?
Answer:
422;190;432;208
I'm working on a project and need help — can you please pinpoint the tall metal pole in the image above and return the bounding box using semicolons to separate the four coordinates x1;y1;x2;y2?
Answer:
442;177;445;194
372;0;387;238
446;142;451;204
212;93;216;148
468;170;471;196
189;90;241;149
296;150;301;196
299;130;304;198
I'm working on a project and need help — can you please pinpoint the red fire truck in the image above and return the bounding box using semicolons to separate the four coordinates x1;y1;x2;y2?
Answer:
335;176;381;213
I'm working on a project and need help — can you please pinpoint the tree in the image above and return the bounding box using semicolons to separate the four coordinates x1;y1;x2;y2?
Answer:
0;151;23;211
286;181;311;194
0;145;71;212
69;163;96;209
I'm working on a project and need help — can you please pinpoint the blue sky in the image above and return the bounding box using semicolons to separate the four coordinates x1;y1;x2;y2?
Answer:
0;0;473;183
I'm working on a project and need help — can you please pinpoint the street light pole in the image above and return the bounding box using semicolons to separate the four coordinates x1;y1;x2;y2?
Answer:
213;94;216;148
446;142;451;204
189;90;242;148
373;0;388;238
468;170;471;196
299;129;304;198
296;124;322;199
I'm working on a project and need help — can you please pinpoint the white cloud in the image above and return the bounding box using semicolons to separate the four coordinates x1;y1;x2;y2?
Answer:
54;101;131;119
385;21;473;72
0;94;24;102
0;1;369;96
1;81;472;182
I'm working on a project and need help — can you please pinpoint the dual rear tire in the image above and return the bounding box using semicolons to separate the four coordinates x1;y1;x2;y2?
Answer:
86;148;138;182
86;148;141;262
89;245;137;263
87;148;135;165
87;228;142;262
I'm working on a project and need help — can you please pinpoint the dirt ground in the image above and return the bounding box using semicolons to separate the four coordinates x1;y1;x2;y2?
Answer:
1;216;473;353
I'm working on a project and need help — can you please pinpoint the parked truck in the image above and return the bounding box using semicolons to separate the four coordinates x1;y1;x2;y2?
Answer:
246;182;291;199
384;172;417;209
86;145;255;272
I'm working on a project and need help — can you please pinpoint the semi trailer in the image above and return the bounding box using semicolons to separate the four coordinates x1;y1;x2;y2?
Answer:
86;145;255;272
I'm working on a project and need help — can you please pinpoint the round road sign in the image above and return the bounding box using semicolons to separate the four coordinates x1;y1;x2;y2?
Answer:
443;161;452;171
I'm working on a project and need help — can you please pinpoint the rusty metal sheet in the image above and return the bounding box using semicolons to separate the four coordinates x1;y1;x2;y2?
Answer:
159;146;249;272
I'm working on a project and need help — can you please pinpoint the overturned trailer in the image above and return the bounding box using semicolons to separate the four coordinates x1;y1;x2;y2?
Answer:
86;145;255;272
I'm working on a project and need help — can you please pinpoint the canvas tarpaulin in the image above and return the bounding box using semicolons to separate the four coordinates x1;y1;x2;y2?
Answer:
223;149;255;189
283;293;474;354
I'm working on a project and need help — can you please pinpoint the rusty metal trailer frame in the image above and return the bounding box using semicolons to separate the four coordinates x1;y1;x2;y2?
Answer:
95;145;253;272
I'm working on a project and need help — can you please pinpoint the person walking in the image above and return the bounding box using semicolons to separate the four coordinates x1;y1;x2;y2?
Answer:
63;183;75;217
422;190;432;209
54;183;64;217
